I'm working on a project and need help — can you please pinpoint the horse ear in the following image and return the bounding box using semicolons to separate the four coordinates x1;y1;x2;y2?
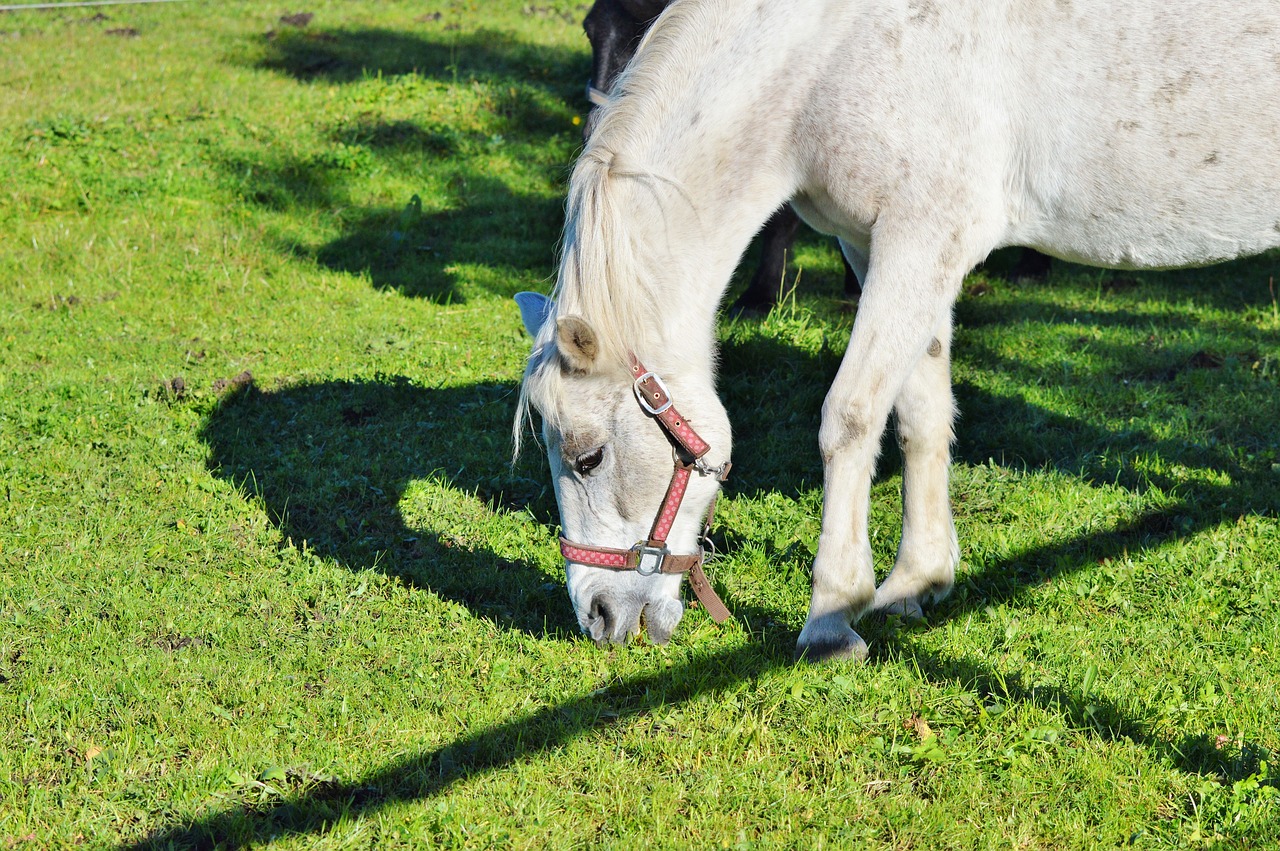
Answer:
514;291;555;338
556;316;599;372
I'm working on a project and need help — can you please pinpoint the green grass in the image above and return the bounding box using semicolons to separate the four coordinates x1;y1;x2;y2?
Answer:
2;1;1278;847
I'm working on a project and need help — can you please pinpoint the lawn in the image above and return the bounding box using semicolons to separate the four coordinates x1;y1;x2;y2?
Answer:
1;0;1277;847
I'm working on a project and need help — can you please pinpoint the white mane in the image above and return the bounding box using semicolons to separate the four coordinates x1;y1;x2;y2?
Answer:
514;1;744;457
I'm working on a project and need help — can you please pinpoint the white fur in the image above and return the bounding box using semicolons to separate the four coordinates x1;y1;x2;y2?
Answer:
519;0;1280;656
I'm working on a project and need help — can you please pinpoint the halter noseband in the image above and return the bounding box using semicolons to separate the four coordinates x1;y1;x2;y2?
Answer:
557;356;732;623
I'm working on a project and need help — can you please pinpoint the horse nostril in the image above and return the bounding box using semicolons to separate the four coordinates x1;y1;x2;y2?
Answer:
585;599;613;644
595;600;613;627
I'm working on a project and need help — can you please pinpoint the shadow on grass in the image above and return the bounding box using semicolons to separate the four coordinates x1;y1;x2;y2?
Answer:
200;377;575;638
218;131;569;301
198;371;796;640
221;25;589;303
126;595;1274;849
127;640;789;849
256;26;583;94
307;176;566;301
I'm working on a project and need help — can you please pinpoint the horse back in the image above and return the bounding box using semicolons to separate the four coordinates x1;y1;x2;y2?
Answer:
798;0;1280;270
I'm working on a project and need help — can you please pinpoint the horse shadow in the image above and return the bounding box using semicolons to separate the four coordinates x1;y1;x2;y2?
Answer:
200;376;577;637
714;283;1278;620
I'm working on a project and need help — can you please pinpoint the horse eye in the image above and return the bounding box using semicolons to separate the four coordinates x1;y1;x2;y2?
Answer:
575;447;605;475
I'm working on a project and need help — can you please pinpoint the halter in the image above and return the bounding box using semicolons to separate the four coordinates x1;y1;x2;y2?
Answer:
557;356;733;623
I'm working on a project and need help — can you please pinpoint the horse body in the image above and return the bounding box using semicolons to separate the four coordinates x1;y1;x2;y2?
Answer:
520;0;1280;656
1001;4;1280;268
790;0;1280;270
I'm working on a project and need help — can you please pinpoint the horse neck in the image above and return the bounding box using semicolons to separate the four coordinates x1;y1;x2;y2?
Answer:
570;0;837;384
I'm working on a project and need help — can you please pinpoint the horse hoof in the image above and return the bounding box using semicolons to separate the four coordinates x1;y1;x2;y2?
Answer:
873;568;952;620
794;629;869;664
727;300;770;319
872;593;925;620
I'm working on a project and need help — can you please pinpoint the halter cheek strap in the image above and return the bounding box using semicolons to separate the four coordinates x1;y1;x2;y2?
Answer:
557;357;732;624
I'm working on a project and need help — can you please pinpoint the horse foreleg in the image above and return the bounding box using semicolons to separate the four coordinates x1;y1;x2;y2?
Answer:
874;321;959;617
796;239;963;663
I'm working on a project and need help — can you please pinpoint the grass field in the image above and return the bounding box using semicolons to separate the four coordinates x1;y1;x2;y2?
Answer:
2;1;1278;847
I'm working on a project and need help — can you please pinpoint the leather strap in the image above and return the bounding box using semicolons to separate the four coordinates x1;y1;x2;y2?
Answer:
630;360;711;459
687;560;731;622
649;463;692;542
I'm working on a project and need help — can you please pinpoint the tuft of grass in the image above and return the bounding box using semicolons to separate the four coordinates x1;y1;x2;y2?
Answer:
1;2;1278;848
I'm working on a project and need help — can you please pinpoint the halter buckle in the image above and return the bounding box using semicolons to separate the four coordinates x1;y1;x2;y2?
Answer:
633;371;673;416
633;542;669;576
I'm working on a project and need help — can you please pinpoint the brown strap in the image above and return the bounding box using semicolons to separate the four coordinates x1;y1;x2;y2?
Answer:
630;359;711;459
687;560;731;622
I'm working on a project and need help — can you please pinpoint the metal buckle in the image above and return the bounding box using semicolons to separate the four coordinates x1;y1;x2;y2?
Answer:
633;371;673;416
695;457;732;481
632;542;669;576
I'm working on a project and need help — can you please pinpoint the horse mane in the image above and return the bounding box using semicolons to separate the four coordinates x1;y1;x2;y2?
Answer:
551;148;655;369
552;0;739;357
514;148;692;459
514;0;724;458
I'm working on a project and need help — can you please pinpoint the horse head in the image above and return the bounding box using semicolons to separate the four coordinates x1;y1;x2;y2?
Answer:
516;291;732;645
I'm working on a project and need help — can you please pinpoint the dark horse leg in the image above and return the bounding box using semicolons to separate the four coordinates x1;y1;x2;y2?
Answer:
1010;248;1052;280
728;205;801;315
728;205;861;316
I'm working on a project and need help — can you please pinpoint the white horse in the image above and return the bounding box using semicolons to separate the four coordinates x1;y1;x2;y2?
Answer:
516;0;1280;659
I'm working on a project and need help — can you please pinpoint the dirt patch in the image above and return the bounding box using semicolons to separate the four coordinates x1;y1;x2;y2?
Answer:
34;294;80;311
150;634;206;653
212;370;254;396
0;649;25;685
160;376;187;399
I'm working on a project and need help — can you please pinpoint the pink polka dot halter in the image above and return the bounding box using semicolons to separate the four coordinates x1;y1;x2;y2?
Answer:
556;356;733;623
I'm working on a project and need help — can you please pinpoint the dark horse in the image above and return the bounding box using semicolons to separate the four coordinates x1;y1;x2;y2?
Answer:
580;0;1050;313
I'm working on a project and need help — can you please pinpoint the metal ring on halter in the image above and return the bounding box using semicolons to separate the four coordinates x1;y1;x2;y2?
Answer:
695;457;732;480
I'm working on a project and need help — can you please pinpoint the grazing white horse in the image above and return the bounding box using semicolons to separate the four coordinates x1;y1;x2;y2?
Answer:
517;0;1280;659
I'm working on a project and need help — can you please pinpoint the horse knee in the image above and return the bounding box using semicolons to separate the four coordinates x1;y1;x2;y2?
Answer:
819;402;872;463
